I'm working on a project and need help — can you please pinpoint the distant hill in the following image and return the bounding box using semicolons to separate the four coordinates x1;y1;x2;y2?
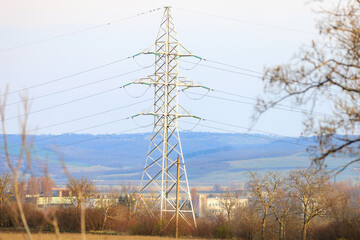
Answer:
0;132;356;187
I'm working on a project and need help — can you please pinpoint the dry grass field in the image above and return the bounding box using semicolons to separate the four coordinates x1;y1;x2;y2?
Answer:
0;233;200;240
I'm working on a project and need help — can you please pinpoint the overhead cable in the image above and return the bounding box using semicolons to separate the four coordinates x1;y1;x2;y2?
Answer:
174;7;315;35
9;116;136;149
183;91;330;117
179;119;312;147
25;98;152;134
28;126;151;156
201;118;317;144
212;89;331;117
181;57;345;96
0;7;163;53
180;59;263;79
5;87;120;121
1;56;134;97
6;67;150;107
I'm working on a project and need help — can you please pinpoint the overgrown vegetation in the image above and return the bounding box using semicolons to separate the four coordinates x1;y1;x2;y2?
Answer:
0;170;359;240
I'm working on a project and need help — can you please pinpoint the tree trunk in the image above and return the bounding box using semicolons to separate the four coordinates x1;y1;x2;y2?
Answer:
80;203;86;240
14;174;33;240
302;223;308;240
283;222;286;240
228;211;232;225
279;222;284;240
261;211;267;240
102;208;109;230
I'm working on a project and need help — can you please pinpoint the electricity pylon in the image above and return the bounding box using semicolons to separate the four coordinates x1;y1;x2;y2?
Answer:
125;6;203;228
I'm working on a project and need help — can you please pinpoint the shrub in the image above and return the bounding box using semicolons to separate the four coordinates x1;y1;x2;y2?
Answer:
85;208;104;231
195;217;216;239
23;205;49;230
215;223;233;239
56;207;80;232
130;214;159;235
0;205;13;227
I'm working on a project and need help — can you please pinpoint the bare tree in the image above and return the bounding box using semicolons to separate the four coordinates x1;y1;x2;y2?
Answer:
0;172;13;206
289;168;335;240
327;181;359;223
256;0;360;172
26;176;39;196
66;176;96;240
119;182;138;222
36;155;61;240
247;171;283;240
0;87;33;240
40;176;55;198
233;203;261;240
218;188;240;225
99;183;139;231
269;178;297;240
66;176;96;208
97;188;119;230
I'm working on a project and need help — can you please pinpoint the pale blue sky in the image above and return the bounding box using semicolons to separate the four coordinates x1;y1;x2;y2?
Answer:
0;0;330;136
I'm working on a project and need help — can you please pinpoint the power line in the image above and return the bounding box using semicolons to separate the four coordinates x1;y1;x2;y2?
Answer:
7;118;312;159
201;118;317;144
28;126;150;157
1;56;134;97
211;89;331;117
53;126;149;149
181;58;346;96
202;58;263;75
179;118;312;147
25;98;152;134
174;7;316;35
9;116;134;149
5;67;149;107
180;59;263;79
5;87;120;121
4;98;152;150
0;7;163;53
183;91;330;117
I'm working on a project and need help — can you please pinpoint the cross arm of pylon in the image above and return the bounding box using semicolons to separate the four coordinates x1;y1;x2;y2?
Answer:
177;76;204;88
133;42;202;59
142;51;196;58
119;75;156;89
120;75;208;89
132;112;201;119
130;103;202;120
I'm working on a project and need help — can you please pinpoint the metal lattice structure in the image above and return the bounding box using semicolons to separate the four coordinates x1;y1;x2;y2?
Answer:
126;6;202;228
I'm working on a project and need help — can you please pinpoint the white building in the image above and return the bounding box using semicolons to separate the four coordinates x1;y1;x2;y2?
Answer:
198;194;248;217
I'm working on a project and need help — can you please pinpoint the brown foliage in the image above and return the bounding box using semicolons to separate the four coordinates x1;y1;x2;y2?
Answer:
66;177;96;208
26;177;40;196
218;188;240;224
195;217;216;239
129;213;160;236
0;172;13;206
232;204;261;240
0;179;357;240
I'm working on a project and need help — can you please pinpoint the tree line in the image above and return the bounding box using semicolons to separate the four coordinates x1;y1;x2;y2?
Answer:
213;169;360;240
0;169;360;240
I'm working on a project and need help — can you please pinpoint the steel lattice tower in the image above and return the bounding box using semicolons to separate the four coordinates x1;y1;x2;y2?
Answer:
128;6;202;227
